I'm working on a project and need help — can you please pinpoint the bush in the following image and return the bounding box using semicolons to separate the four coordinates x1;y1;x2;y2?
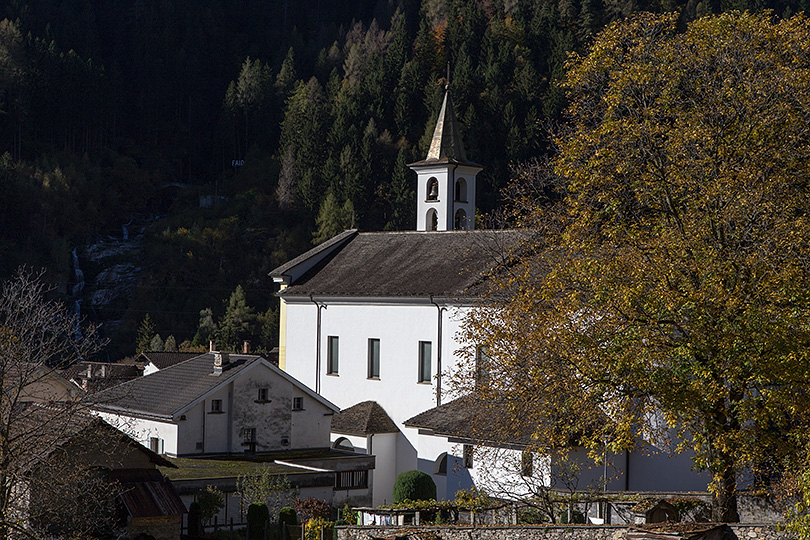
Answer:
187;501;203;537
278;506;297;540
247;503;270;540
392;470;436;503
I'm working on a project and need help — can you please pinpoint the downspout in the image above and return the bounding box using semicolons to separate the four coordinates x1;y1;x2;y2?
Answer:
449;164;457;230
310;295;323;394
429;295;446;407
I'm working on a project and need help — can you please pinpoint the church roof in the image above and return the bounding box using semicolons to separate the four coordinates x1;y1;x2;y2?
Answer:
331;401;399;436
408;89;482;168
272;229;525;299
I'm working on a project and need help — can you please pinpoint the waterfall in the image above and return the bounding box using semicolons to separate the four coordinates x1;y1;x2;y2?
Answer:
71;248;84;340
122;219;133;240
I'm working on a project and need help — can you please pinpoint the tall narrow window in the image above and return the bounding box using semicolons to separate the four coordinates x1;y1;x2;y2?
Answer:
327;336;339;374
426;209;438;231
521;450;533;477
463;444;474;469
455;208;467;230
418;341;432;383
455;178;467;202
475;345;490;387
368;338;380;379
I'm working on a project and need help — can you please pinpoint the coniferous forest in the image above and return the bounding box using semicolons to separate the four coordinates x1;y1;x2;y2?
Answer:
0;0;805;358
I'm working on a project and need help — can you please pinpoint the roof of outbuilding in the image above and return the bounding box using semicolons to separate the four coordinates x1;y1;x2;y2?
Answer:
404;396;538;446
331;401;399;436
273;230;525;299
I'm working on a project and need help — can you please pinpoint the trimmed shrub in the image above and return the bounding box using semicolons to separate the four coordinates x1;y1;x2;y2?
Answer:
392;470;437;503
247;503;270;540
278;506;297;540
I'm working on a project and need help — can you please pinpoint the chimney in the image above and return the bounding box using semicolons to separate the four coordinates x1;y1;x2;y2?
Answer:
243;341;251;354
212;351;230;376
209;340;215;352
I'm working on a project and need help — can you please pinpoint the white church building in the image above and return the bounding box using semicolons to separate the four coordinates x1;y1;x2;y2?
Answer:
270;87;708;507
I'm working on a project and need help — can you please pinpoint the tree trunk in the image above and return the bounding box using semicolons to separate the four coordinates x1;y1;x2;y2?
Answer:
711;461;740;522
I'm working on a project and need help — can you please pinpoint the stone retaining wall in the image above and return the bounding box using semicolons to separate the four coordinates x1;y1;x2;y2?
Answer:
336;524;788;540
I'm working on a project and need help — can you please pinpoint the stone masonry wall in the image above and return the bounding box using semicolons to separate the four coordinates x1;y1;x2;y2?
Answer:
336;524;788;540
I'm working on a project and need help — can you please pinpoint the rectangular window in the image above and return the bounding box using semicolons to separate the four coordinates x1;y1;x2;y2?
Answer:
418;341;432;383
368;338;380;379
476;345;490;387
149;437;164;455
335;470;369;490
292;397;304;410
257;388;268;402
211;399;222;413
243;428;256;443
521;450;533;477
327;336;339;374
463;444;474;469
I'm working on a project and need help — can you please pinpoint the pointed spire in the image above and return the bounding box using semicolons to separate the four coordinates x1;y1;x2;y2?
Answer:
425;73;468;162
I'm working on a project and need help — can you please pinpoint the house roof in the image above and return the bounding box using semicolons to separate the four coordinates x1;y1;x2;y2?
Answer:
331;401;399;436
110;468;186;517
272;230;525;299
15;405;175;470
90;352;337;419
60;361;142;393
138;351;201;370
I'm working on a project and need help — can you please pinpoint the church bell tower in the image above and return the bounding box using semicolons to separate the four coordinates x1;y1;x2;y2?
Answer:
409;82;482;231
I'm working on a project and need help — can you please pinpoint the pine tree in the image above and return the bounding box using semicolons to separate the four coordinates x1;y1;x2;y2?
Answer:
136;315;155;354
216;286;256;351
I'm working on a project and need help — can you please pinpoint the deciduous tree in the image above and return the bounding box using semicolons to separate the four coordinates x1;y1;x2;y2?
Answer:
460;11;810;522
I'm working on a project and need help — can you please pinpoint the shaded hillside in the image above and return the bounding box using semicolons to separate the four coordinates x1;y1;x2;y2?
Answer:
0;0;805;356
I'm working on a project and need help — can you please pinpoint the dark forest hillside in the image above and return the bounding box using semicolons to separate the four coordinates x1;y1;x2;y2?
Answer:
0;0;805;358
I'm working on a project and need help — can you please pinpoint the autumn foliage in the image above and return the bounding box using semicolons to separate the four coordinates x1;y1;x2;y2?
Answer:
461;11;810;523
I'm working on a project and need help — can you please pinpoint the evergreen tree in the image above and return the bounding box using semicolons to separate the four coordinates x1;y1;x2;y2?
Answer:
136;315;155;354
216;285;256;351
313;191;355;245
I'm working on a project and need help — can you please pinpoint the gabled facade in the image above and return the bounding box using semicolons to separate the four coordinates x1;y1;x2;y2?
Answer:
91;351;338;457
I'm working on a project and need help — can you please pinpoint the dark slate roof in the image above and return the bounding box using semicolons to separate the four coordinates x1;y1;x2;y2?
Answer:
274;230;525;299
404;396;535;446
90;353;262;419
331;401;399;436
110;468;186;517
138;351;201;370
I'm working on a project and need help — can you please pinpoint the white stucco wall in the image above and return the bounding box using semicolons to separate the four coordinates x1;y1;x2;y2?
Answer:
97;411;179;456
284;299;469;432
284;298;474;504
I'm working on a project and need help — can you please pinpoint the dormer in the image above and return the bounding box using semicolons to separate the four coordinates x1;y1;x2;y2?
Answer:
409;85;482;231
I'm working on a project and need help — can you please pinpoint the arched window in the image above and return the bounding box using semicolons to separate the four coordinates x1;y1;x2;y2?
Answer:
434;452;448;476
426;177;439;201
454;208;467;230
333;437;354;452
455;178;467;202
427;209;438;231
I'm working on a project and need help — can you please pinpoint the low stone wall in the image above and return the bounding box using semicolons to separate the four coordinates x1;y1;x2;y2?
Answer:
336;524;788;540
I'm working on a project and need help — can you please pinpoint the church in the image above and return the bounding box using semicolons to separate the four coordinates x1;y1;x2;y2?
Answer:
270;86;708;508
